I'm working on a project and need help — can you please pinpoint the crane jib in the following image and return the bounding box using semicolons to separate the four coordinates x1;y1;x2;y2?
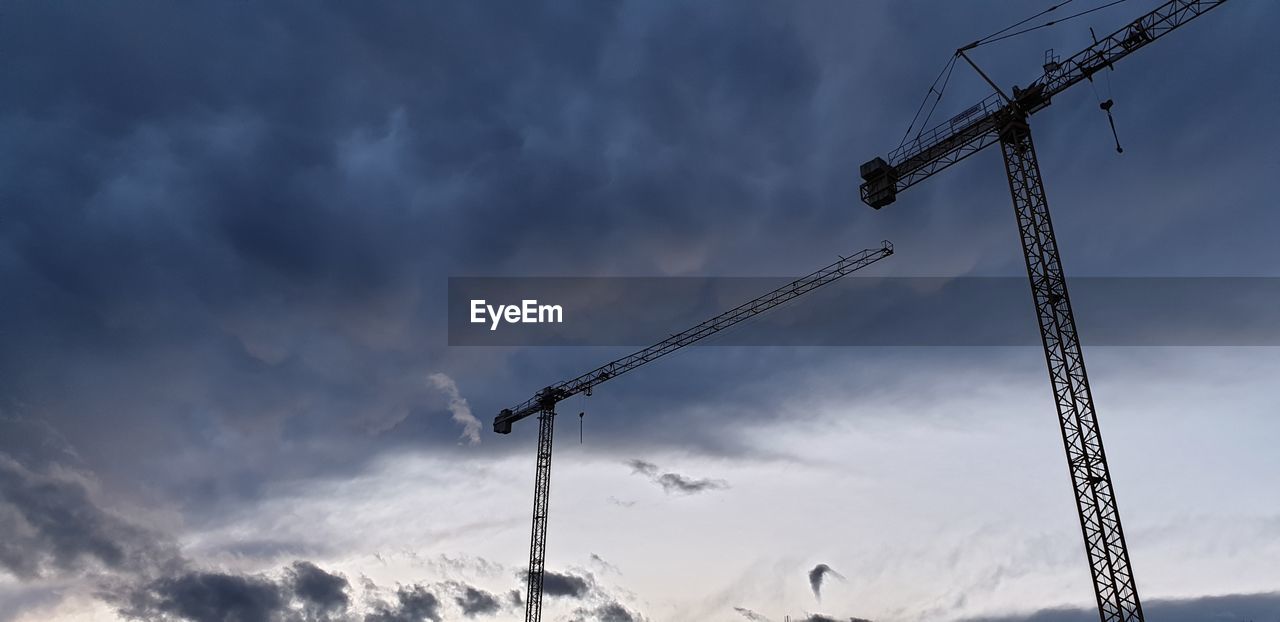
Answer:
492;241;893;434
858;0;1229;211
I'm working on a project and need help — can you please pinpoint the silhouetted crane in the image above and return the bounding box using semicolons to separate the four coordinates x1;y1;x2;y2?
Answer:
494;241;894;622
859;2;1230;620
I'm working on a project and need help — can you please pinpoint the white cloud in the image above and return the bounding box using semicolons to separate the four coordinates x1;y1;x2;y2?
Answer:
428;372;482;445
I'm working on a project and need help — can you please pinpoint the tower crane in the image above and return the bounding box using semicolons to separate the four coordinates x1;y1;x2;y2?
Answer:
494;241;894;622
858;1;1230;620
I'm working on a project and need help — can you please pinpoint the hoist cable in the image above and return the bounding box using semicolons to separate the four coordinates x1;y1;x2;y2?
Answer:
969;0;1078;48
975;0;1134;48
916;55;958;141
899;54;959;147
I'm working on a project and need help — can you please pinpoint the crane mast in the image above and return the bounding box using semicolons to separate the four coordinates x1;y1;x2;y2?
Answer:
495;241;894;622
1001;118;1142;619
859;1;1229;620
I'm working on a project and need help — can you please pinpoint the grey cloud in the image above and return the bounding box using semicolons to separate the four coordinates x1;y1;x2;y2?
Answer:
123;566;520;622
596;602;639;622
589;553;620;575
0;415;83;472
541;570;592;599
807;564;845;600
365;585;441;622
0;455;176;581
125;571;287;622
0;460;460;622
797;616;870;622
421;554;505;578
210;538;334;562
734;606;771;621
537;567;646;621
572;601;643;622
655;472;729;495
961;591;1280;622
0;445;572;622
0;583;67;622
288;561;351;613
454;585;501;617
626;460;658;477
0;0;843;517
626;459;729;495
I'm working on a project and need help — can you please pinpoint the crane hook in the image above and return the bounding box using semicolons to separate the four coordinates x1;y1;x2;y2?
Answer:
1100;99;1123;154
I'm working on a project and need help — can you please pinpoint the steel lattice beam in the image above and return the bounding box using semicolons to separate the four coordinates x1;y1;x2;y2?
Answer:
494;242;893;433
999;118;1143;622
523;409;556;622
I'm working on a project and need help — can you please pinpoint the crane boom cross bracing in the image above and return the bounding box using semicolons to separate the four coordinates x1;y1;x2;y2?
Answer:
1001;118;1142;620
495;241;894;622
859;1;1230;621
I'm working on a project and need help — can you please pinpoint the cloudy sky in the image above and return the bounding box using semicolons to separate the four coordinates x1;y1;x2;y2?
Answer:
3;1;1279;621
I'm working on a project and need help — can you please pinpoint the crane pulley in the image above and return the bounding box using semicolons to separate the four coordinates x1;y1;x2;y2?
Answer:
495;241;894;622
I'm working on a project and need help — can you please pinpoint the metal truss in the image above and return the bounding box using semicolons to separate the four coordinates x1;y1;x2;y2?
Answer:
1000;117;1143;622
523;409;556;622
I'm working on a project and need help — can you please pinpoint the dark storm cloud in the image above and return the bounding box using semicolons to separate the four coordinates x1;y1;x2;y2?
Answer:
0;454;315;621
626;459;729;495
0;450;531;622
123;565;535;622
808;564;845;600
123;562;479;622
517;567;646;620
0;456;176;580
541;570;592;599
366;585;442;622
595;602;640;622
0;0;837;527
126;571;288;622
3;0;1272;525
288;561;351;612
572;601;643;622
454;585;501;617
961;591;1280;622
